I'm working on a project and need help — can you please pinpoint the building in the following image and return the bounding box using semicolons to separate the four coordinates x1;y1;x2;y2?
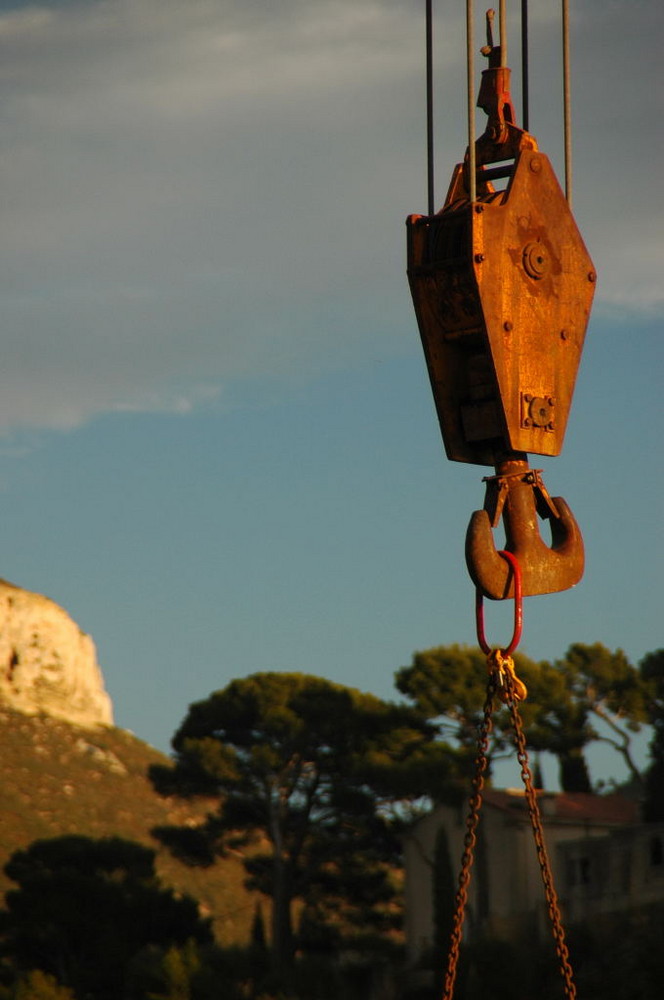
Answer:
404;788;664;968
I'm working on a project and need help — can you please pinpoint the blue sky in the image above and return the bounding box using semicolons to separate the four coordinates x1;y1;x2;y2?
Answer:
0;1;661;790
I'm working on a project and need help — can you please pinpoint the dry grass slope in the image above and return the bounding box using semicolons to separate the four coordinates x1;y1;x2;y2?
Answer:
0;708;262;945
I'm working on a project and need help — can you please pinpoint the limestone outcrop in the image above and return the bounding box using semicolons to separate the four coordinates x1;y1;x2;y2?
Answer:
0;579;113;728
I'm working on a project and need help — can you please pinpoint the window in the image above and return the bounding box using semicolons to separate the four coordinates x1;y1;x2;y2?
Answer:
567;856;592;888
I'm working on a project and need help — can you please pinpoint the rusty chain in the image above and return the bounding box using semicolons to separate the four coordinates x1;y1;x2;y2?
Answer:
441;656;577;1000
506;667;577;999
441;676;496;1000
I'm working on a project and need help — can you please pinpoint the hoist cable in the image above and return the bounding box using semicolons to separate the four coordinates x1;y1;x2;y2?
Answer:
499;0;507;67
562;0;572;204
426;0;435;215
521;0;530;130
466;0;476;203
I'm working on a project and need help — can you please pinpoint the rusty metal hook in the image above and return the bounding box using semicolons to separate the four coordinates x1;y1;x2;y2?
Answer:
465;456;584;599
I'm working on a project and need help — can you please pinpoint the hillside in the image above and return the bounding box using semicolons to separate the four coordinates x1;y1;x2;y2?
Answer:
0;707;262;945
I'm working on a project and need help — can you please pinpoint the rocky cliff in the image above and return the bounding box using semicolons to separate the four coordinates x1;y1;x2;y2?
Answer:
0;579;113;727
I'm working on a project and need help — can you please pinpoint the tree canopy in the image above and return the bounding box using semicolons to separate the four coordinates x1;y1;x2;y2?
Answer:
152;672;457;975
396;642;651;792
641;649;664;821
0;836;212;1000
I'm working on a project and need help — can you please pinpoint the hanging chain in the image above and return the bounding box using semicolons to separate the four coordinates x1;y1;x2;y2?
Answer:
441;677;496;1000
504;666;578;999
441;655;577;1000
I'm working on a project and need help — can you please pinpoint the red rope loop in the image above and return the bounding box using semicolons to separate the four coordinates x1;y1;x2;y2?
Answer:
475;549;523;655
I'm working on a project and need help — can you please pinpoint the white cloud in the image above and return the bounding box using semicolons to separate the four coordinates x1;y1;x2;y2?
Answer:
0;0;659;433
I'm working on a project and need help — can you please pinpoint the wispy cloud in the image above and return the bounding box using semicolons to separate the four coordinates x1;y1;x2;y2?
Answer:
0;0;659;433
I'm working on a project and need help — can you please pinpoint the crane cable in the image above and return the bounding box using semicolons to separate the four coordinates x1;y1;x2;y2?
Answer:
425;1;572;208
562;0;573;204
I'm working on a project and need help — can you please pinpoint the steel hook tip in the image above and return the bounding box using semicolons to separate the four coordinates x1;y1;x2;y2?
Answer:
476;550;523;655
465;468;585;599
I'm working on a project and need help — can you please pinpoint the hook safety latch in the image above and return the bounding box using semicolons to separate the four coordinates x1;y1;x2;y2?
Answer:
466;457;584;599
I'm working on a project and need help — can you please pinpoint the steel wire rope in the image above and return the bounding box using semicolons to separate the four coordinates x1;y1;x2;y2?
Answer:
499;0;507;67
521;0;530;130
427;0;435;215
562;0;572;204
466;0;476;203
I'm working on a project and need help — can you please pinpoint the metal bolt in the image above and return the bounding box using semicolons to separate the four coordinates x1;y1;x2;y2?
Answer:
503;321;513;332
547;421;555;431
560;329;568;340
524;394;533;403
548;397;556;407
530;157;542;173
523;240;549;279
588;271;597;283
475;204;484;214
524;418;532;427
475;253;485;263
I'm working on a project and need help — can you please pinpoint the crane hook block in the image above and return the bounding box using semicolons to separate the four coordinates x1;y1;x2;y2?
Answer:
406;138;596;467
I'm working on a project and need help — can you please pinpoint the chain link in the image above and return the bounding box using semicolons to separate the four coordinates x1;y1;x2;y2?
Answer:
441;660;577;1000
441;678;495;1000
504;668;578;999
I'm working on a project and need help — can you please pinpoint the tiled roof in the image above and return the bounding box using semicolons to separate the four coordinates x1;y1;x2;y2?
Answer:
483;788;639;825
